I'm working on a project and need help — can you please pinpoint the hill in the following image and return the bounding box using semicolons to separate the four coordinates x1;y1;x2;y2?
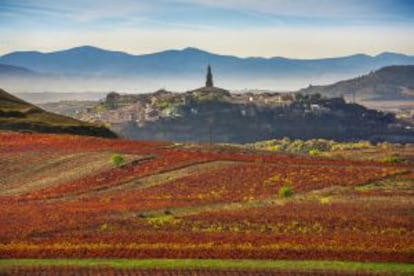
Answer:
298;65;414;101
0;88;117;138
1;46;414;91
0;131;413;273
70;87;413;143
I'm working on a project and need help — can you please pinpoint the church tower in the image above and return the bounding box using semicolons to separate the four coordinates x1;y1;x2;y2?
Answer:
206;65;213;87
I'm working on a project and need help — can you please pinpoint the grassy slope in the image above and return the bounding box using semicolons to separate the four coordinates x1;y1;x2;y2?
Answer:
1;259;413;273
0;88;117;137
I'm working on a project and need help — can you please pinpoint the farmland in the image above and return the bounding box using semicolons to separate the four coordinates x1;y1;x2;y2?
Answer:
0;131;413;274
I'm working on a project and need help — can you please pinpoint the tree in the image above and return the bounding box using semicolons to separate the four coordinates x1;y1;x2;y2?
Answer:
279;185;293;198
111;154;125;167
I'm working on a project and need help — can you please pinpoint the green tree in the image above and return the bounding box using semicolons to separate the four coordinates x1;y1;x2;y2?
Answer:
112;154;125;167
279;185;293;198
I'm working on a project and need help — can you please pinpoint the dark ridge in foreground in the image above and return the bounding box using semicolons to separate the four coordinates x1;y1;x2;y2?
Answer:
0;88;117;138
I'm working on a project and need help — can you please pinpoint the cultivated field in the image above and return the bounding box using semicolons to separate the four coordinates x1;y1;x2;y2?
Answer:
0;131;413;275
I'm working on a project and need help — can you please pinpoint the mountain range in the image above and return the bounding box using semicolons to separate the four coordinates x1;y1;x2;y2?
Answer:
1;46;414;92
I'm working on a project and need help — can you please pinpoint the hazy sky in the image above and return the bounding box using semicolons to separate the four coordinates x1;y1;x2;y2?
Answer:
1;0;414;58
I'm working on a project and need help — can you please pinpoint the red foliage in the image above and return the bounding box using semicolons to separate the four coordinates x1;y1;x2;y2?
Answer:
0;131;412;263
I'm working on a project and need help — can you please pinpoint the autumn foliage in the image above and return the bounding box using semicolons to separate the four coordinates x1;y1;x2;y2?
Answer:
0;131;412;263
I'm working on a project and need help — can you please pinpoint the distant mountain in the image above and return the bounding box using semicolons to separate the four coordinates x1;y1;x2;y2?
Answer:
1;46;414;91
299;65;414;101
0;46;133;76
2;46;413;77
0;63;37;77
0;88;117;138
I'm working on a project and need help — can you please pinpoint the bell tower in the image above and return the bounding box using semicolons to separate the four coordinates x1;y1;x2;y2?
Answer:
205;65;213;87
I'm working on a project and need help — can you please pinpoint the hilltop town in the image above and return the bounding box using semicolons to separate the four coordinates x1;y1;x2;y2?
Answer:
45;66;409;143
74;66;335;125
81;86;297;126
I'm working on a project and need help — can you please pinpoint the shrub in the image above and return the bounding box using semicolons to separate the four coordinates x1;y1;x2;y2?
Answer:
267;145;282;151
99;223;109;231
319;197;331;205
382;155;404;163
111;154;125;167
331;140;372;151
308;149;321;156
279;185;293;198
287;140;305;153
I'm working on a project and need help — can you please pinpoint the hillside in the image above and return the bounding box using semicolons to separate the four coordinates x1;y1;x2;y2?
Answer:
299;65;414;101
0;131;413;274
0;88;117;138
72;88;412;143
1;46;414;91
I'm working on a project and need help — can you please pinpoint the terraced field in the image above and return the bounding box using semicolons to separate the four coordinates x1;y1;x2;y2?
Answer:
0;131;413;275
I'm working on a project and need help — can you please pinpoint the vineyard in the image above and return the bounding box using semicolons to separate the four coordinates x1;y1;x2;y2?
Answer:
0;131;413;274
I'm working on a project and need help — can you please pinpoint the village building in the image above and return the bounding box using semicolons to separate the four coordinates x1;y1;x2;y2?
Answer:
186;65;231;99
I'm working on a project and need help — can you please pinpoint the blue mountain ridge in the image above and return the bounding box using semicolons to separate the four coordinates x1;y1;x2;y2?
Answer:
1;46;413;78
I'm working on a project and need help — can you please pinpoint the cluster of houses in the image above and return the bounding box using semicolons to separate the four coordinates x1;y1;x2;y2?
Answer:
77;66;334;126
230;92;295;106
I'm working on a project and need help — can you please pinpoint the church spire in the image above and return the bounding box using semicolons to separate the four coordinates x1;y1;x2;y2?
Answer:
206;65;213;87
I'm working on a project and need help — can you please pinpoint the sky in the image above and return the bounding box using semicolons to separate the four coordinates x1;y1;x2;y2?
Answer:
0;0;414;58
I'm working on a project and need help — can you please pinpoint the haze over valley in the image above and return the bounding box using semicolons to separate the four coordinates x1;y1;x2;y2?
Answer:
1;46;414;93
